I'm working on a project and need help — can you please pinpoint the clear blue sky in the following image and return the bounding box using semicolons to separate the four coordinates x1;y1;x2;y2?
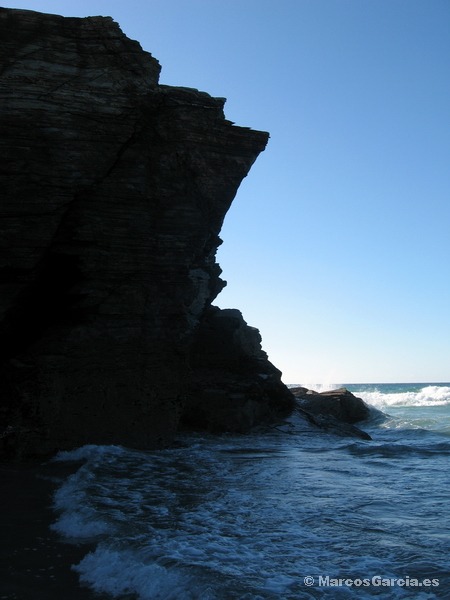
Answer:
6;0;450;384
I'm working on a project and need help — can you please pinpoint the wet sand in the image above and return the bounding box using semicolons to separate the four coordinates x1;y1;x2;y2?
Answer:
0;461;111;600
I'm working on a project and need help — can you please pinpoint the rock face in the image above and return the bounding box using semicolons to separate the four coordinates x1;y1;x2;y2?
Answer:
0;8;293;459
182;307;295;432
290;387;372;440
290;387;371;423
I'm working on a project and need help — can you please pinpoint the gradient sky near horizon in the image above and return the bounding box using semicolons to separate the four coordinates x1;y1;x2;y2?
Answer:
5;0;450;384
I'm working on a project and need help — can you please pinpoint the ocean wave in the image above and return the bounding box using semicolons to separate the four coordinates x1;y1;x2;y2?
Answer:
53;443;127;463
50;434;448;600
355;385;450;409
289;383;341;394
51;463;116;540
73;546;202;600
347;439;450;459
292;384;450;409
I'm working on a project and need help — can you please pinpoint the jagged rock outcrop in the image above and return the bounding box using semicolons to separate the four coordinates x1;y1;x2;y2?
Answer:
290;387;372;440
0;8;293;459
182;307;294;432
290;387;371;424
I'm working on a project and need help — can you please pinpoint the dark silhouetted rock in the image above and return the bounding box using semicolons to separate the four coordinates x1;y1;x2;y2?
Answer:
182;307;295;432
290;387;371;424
0;8;292;459
290;387;372;440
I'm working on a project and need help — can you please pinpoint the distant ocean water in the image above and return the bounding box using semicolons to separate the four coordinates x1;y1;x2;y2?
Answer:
51;383;450;599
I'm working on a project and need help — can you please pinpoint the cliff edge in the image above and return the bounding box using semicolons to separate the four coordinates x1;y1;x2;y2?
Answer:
0;8;294;459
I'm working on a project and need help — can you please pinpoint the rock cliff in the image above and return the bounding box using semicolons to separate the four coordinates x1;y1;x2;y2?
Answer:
0;8;294;459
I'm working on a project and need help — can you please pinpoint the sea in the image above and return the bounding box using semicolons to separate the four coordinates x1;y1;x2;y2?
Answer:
49;383;450;599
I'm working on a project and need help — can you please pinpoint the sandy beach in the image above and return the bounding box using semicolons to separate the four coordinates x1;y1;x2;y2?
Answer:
0;461;111;600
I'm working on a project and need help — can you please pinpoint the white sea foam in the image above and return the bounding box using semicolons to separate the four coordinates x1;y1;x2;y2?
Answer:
290;382;341;393
73;546;203;600
51;448;122;539
359;385;450;409
53;443;126;463
51;474;115;539
292;383;450;409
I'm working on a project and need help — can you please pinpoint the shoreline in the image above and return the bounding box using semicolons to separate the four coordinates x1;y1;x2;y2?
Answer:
0;460;110;600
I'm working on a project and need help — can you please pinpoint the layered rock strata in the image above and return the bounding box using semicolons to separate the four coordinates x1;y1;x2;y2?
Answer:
0;8;293;459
